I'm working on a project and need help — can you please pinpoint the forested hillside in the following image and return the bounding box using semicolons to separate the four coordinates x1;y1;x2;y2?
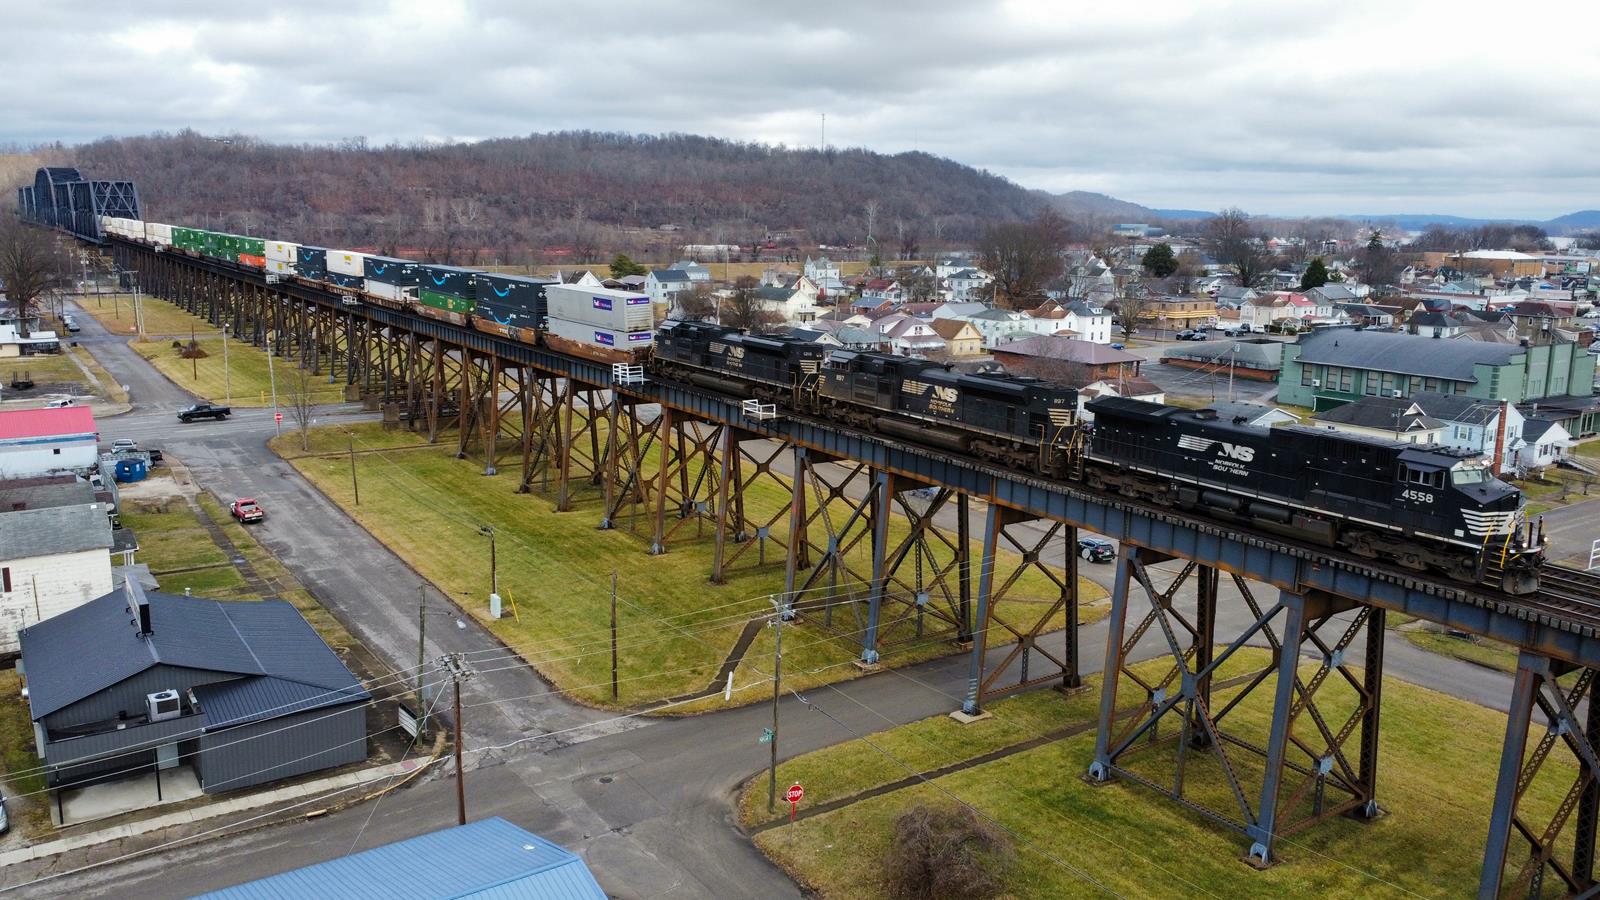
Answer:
39;131;1057;264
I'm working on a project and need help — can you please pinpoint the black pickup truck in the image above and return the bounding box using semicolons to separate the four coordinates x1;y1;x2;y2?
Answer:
177;403;231;423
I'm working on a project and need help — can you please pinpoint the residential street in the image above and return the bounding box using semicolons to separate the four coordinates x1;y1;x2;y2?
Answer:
0;299;1537;898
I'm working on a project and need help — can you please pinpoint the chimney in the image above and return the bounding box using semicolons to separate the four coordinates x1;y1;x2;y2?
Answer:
125;579;152;637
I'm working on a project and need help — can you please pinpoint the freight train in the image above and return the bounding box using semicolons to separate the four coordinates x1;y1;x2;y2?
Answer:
96;217;1544;594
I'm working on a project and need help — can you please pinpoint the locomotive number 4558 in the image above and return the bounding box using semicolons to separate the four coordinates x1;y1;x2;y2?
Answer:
1401;489;1434;504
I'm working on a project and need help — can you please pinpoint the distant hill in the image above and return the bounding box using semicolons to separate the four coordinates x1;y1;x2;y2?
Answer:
1341;211;1600;234
1545;210;1600;232
49;131;1061;264
1151;208;1215;220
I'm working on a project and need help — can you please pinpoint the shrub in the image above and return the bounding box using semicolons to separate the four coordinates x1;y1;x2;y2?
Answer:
883;802;1014;900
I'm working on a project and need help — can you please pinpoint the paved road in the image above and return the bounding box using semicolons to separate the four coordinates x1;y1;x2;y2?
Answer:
14;298;1524;898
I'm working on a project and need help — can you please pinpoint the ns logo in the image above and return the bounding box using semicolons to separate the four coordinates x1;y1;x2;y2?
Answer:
1177;434;1255;462
932;386;958;403
727;346;745;360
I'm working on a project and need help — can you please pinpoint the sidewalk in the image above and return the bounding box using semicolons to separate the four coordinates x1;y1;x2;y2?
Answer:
0;755;434;868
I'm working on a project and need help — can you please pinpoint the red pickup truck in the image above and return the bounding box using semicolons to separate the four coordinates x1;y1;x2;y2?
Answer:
230;498;265;524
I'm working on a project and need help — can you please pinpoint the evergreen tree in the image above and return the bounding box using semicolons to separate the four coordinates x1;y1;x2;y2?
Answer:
1299;257;1330;290
609;253;647;278
1141;242;1178;278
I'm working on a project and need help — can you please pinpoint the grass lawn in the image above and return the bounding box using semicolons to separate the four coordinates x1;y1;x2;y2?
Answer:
747;649;1576;898
1577;439;1600;461
0;353;82;388
0;670;49;835
1403;629;1518;675
129;336;348;408
71;292;225;338
274;422;1106;709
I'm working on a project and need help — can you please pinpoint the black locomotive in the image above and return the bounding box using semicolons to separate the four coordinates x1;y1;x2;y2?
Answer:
648;320;1544;595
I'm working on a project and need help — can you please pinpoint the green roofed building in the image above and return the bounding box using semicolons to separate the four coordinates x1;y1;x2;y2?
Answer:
1279;329;1598;436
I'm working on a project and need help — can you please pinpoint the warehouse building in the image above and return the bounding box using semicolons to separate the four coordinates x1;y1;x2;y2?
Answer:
197;817;607;899
18;582;369;801
1279;330;1598;426
0;406;100;478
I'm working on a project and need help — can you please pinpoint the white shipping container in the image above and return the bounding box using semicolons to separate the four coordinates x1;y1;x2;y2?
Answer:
147;223;173;245
327;250;367;277
267;259;294;275
545;283;655;332
364;281;411;302
266;240;298;263
545;316;655;352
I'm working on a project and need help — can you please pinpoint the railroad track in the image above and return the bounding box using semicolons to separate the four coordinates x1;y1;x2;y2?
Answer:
1540;565;1600;607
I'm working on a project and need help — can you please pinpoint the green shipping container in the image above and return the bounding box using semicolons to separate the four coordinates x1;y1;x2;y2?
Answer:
239;236;265;256
417;289;475;315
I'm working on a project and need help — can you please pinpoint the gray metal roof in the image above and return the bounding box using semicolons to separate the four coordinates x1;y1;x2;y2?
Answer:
1292;329;1521;381
650;269;690;283
194;817;606;900
1161;339;1283;369
19;586;367;721
1204;401;1296;426
0;501;112;560
0;477;95;513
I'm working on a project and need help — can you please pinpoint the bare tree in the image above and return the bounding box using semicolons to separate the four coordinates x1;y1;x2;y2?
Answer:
883;803;1014;900
977;212;1067;308
0;215;69;336
285;365;317;452
719;276;783;332
673;284;717;319
1203;207;1272;288
1112;294;1151;339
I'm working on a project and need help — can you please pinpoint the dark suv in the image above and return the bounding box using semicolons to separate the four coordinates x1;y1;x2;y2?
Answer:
1077;536;1116;563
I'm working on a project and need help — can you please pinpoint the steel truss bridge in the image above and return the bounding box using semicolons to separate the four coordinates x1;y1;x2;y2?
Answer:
90;232;1600;898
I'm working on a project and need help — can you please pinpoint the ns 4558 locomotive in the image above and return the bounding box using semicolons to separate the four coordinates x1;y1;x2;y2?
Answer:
650;321;1544;595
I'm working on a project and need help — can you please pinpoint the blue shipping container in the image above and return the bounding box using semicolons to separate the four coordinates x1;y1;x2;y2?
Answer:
296;246;328;279
365;256;421;285
328;272;364;289
474;273;554;330
420;265;476;299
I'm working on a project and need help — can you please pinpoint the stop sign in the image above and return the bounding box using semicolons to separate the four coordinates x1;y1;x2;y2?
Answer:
274;412;283;422
785;783;804;804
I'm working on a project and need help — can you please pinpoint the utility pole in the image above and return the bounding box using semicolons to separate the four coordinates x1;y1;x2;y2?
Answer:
610;571;619;701
222;323;231;405
1229;343;1239;402
348;432;360;505
416;586;428;741
190;324;198;381
131;270;145;341
266;330;280;436
767;600;784;813
478;525;497;597
441;653;475;826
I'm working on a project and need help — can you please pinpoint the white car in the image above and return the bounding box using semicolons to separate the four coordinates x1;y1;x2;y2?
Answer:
112;438;138;452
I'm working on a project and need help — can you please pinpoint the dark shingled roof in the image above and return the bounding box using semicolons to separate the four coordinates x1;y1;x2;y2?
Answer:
1407;391;1502;426
1312;396;1444;432
19;585;367;724
1292;329;1521;381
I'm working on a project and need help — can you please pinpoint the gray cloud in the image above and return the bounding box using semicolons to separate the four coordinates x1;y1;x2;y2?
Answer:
4;0;1599;218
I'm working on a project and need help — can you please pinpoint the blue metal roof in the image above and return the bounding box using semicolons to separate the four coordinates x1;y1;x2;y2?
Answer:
194;817;607;900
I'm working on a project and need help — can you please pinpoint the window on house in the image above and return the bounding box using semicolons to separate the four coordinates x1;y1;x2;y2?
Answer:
1302;366;1315;387
1340;368;1354;393
52;448;60;455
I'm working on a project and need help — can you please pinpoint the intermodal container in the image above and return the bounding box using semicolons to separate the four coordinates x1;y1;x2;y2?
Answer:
238;254;266;269
417;288;475;315
545;283;655;332
419;265;476;299
365;256;422;285
328;272;364;289
239;236;265;256
545;316;655;352
267;259;294;275
266;240;297;262
147;223;173;245
296;246;328;279
474;273;554;331
365;281;413;303
327;250;367;277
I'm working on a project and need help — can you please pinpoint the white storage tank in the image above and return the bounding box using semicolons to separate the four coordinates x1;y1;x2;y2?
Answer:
266;240;298;263
545;284;655;332
327;250;367;277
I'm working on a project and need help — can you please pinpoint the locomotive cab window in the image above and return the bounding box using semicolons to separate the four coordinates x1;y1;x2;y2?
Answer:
1451;463;1489;486
1400;464;1445;489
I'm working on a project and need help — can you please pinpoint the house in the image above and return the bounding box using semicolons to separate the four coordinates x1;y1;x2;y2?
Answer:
1031;299;1115;344
1240;293;1298;331
990;335;1144;384
196;817;607;900
1512;419;1573;471
557;270;606;288
946;269;991;301
932;301;988;321
1204;400;1301;428
929;318;984;357
0;407;100;478
1505;299;1581;339
936;256;977;279
1336;304;1395;327
786;327;843;347
861;278;904;304
1306;284;1364;307
645;269;692;308
756;284;819;323
1074;376;1166;422
833;326;885;350
1408;310;1464;339
1311;397;1446;445
804;256;841;284
1279;329;1598;424
963;308;1035;348
0;480;113;652
0;322;66;358
671;260;713;283
1139;296;1216;332
19;583;370;798
1406;391;1524;472
874;314;945;356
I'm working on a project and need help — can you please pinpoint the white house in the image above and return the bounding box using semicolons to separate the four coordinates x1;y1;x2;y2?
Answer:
1407;393;1523;472
671;260;713;283
872;315;945;356
962;308;1038;348
1513;420;1573;472
1030;299;1114;344
804;256;841;284
645;269;692;307
0;498;114;652
0;407;100;479
946;269;992;302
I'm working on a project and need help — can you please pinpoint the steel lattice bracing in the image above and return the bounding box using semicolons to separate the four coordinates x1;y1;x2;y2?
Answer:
1085;547;1383;866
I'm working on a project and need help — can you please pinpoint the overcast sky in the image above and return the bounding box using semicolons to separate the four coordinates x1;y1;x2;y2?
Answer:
8;0;1599;218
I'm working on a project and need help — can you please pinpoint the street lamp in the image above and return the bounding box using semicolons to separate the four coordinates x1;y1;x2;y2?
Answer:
265;329;279;436
478;525;498;600
221;323;231;405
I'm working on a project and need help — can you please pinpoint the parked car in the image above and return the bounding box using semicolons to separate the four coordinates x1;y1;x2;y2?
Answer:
111;438;138;452
147;448;164;463
177;403;231;422
62;315;79;333
230;498;265;523
1077;536;1116;563
1109;343;1126;350
44;397;76;408
1175;329;1207;341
